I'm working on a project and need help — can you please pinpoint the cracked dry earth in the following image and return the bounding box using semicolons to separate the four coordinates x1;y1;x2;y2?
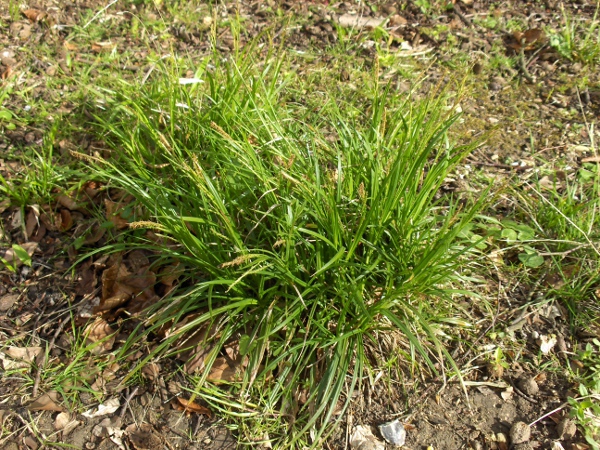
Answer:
1;0;600;449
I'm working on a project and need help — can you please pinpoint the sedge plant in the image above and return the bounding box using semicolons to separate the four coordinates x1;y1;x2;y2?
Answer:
86;46;486;448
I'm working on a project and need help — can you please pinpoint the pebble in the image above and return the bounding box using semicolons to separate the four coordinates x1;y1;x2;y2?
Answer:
510;421;531;444
489;82;502;91
1;54;17;67
389;14;407;26
518;377;539;396
513;444;534;450
556;418;577;439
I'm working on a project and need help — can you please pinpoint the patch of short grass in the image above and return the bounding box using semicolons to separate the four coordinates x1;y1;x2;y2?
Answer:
548;3;600;67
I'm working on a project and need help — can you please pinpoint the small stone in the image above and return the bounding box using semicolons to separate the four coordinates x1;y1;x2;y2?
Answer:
518;377;539;396
379;420;406;446
389;14;407;26
556;418;577;439
492;76;506;85
382;5;397;15
570;63;583;73
45;65;57;76
510;421;531;444
489;82;502;91
513;444;534;450
1;54;17;67
19;25;32;40
0;294;19;312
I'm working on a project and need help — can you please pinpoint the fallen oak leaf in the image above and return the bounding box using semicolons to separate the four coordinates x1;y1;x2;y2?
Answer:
5;346;43;363
84;317;116;355
105;199;130;230
56;194;80;211
22;9;47;22
173;397;212;417
28;391;65;412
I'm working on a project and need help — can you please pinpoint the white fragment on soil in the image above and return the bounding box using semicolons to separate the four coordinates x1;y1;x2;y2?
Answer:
350;425;385;450
510;421;531;444
54;412;80;437
538;334;557;354
379;419;406;446
82;397;120;418
178;78;204;85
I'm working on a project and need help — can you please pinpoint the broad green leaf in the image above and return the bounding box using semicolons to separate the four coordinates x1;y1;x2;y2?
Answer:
12;244;32;267
518;252;544;268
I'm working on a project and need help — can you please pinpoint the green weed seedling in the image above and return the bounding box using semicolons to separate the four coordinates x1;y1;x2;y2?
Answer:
0;244;33;273
549;2;600;67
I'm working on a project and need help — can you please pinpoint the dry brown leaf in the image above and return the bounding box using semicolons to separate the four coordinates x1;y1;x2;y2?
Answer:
92;42;117;53
105;199;129;230
95;292;130;312
509;28;547;52
63;41;78;51
59;209;73;231
0;294;20;312
0;199;10;214
207;356;240;382
84;317;116;355
25;207;39;239
126;423;162;450
28;391;64;412
83;222;106;245
57;194;79;210
141;363;160;381
96;258;157;313
5;346;43;362
173;397;212;417
22;9;47;22
582;156;600;163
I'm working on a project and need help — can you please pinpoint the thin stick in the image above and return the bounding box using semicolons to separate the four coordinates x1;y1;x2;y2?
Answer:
528;401;568;426
451;3;472;28
119;386;139;420
83;0;119;29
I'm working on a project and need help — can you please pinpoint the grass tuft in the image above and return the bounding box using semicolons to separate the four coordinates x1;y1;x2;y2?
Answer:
87;46;485;447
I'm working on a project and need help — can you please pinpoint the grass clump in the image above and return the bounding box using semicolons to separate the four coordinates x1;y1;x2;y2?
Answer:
88;47;485;447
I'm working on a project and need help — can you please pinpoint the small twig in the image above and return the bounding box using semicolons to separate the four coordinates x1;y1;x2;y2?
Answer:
529;401;568;426
119;386;139;420
451;3;472;28
32;319;69;398
518;43;535;83
83;0;119;29
538;243;588;257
